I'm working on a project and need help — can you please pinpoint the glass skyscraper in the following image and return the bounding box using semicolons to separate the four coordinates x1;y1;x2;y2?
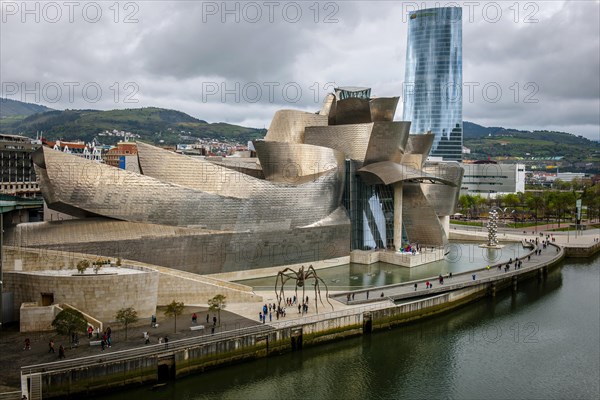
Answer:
402;7;463;161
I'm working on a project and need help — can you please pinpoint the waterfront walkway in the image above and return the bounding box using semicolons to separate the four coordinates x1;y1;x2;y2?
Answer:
8;229;598;397
332;240;563;304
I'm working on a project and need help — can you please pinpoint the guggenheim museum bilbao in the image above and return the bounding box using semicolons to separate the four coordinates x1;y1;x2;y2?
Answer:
8;87;463;275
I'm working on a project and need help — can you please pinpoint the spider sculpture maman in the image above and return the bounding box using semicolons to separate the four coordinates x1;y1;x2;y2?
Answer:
275;265;333;313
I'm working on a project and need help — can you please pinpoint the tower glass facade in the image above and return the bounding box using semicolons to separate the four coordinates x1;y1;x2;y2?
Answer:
403;7;463;161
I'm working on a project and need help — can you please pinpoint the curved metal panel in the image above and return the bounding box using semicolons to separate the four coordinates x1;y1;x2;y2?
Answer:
138;142;255;198
369;97;399;122
401;133;435;169
305;123;373;162
264;110;327;143
305;122;411;165
402;183;446;246
253;141;344;184
319;93;335;115
421;161;464;216
334;98;371;125
356;161;456;186
364;122;411;165
204;157;264;180
37;146;343;231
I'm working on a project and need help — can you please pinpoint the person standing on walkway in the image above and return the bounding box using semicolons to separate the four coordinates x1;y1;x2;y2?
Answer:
58;345;65;359
192;313;197;325
414;283;417;291
88;325;93;339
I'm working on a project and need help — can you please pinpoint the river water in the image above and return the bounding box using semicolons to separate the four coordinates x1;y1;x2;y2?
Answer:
99;254;599;400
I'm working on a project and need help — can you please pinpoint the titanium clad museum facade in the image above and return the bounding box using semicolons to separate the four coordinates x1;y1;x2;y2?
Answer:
7;87;463;274
403;7;463;161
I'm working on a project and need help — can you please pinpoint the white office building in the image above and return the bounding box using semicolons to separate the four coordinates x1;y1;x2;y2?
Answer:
460;162;525;198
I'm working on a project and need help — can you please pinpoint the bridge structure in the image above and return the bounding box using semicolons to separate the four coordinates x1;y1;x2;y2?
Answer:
0;194;43;214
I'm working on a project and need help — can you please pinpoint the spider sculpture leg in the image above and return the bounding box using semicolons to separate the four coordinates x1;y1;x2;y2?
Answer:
275;271;296;308
307;266;334;312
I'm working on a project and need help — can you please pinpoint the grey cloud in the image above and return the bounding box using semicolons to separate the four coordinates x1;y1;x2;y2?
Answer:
0;1;598;140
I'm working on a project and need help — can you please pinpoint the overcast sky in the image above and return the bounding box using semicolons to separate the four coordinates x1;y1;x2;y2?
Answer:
1;0;599;140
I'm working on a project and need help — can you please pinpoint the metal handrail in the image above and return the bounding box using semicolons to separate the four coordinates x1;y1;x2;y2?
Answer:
332;241;537;300
21;323;274;374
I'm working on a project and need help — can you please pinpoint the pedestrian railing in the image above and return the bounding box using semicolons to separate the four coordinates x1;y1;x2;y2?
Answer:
21;323;274;375
332;241;564;304
267;302;394;330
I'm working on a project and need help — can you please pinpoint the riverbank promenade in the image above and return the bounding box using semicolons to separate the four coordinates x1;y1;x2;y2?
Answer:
3;228;598;399
332;239;560;304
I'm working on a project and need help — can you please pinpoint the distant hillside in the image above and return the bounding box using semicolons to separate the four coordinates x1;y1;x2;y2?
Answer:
0;98;53;118
0;107;266;145
463;121;531;138
463;121;599;165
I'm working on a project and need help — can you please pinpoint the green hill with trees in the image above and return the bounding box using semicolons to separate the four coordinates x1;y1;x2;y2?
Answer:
0;98;53;117
0;99;597;158
0;105;265;145
463;122;599;165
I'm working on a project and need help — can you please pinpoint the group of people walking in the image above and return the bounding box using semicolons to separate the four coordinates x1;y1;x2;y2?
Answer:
47;339;65;359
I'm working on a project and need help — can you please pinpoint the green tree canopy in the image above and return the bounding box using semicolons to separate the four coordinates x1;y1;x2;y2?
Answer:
52;308;88;337
115;307;138;340
76;259;90;274
164;300;185;333
208;294;227;325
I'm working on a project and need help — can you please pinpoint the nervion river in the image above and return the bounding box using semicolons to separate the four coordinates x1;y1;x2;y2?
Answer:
98;255;600;400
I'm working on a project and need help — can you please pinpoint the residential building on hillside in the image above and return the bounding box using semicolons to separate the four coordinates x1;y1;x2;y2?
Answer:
0;134;41;197
43;139;103;163
103;142;138;167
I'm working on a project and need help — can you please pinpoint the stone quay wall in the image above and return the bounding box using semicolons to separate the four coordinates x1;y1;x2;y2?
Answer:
23;283;505;399
564;241;600;258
